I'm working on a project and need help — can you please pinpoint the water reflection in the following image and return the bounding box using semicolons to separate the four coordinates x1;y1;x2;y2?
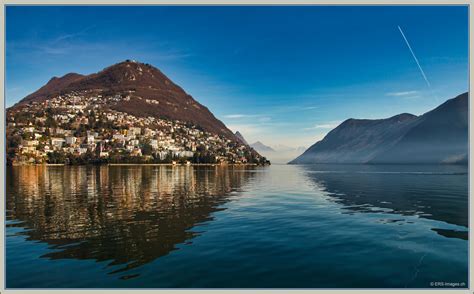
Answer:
6;165;258;279
301;164;468;239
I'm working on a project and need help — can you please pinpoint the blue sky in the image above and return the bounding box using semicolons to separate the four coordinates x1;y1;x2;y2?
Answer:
6;6;468;147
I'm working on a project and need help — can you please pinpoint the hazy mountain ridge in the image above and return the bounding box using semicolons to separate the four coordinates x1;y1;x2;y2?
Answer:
231;130;306;164
252;141;306;164
250;141;276;153
371;92;468;164
290;92;468;165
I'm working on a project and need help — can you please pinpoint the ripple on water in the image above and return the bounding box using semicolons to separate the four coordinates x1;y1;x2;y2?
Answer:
5;164;468;288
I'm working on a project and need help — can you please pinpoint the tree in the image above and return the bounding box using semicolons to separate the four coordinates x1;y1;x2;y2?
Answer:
45;116;57;128
141;142;153;156
74;124;87;137
47;151;66;164
7;134;22;149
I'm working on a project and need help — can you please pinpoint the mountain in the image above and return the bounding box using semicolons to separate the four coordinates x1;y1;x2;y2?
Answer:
235;131;248;145
12;60;235;140
7;60;269;165
290;113;418;164
372;92;468;164
248;142;306;164
250;141;276;153
19;73;85;105
273;144;306;153
290;92;468;165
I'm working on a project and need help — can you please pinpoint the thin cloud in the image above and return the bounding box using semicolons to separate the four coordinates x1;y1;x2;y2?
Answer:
223;114;271;121
303;122;341;131
301;106;319;110
6;86;23;93
224;114;249;119
9;32;193;61
386;90;419;97
52;26;96;43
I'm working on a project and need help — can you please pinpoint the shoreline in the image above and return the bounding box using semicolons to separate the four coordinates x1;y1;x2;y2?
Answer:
107;163;261;166
10;163;267;167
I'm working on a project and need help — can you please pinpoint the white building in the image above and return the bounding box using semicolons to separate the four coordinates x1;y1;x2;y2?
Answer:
113;134;125;141
51;138;66;149
128;127;141;136
150;139;158;150
65;136;77;145
87;135;95;145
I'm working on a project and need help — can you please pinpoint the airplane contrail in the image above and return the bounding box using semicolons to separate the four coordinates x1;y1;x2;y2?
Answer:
398;25;431;88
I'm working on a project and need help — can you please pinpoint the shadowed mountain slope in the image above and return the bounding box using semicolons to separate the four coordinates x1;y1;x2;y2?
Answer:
290;92;468;164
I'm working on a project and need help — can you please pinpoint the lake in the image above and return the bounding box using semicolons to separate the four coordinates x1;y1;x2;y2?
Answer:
5;164;468;288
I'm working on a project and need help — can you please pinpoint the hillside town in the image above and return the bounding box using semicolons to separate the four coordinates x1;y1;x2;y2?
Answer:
6;91;269;165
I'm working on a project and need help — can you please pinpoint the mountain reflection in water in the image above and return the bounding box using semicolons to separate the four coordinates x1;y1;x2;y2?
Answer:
6;165;257;279
300;164;468;240
6;164;468;288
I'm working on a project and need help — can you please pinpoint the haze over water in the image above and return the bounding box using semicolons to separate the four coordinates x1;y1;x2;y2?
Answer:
6;164;468;288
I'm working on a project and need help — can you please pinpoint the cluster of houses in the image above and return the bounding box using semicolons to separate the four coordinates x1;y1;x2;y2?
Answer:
7;91;266;165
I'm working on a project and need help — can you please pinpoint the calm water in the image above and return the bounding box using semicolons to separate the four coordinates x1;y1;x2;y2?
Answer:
6;164;468;288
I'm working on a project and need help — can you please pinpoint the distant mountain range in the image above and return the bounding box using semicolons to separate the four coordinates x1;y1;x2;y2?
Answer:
232;131;307;163
250;141;276;153
290;92;468;165
235;135;306;164
233;132;305;155
14;60;237;140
